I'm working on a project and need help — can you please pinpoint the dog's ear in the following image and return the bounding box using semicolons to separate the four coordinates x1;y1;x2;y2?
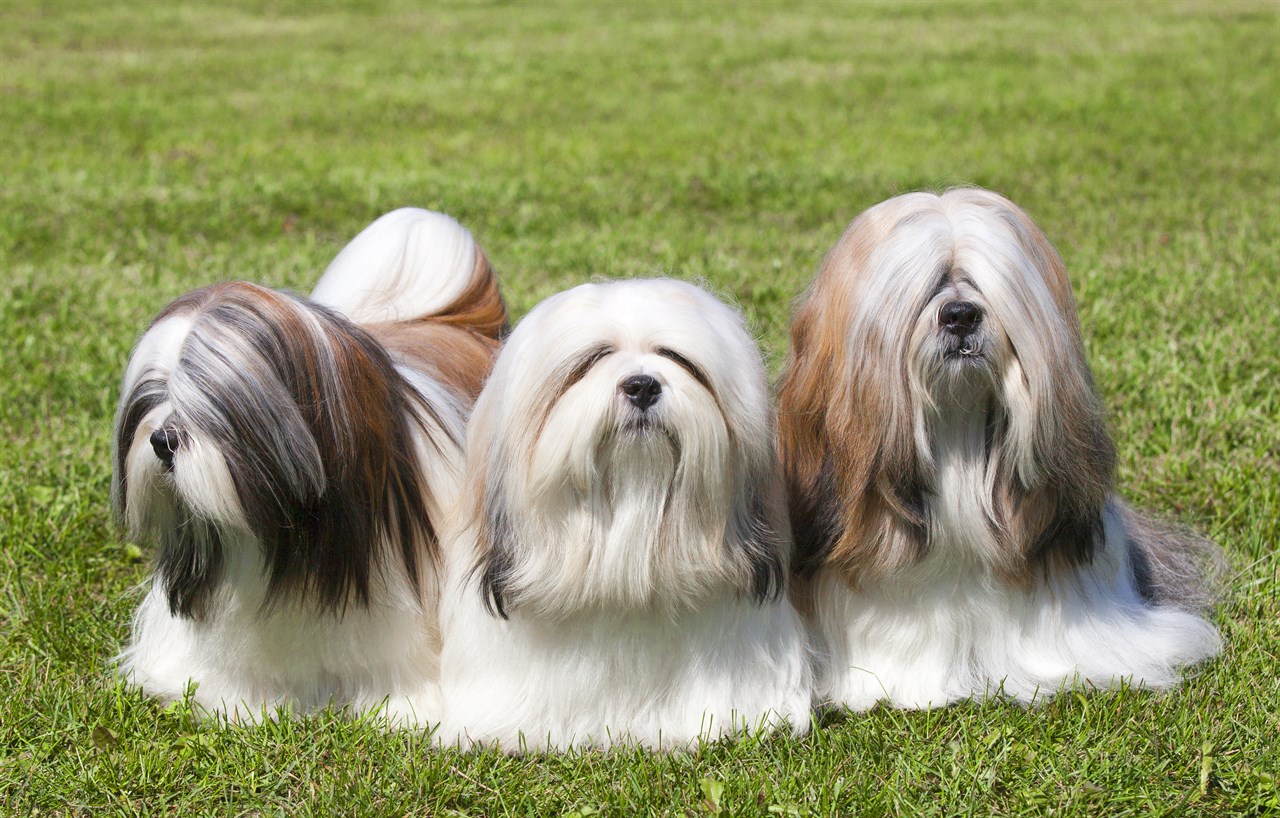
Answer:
728;480;788;603
777;239;868;578
474;478;517;619
780;374;931;584
463;406;519;619
155;517;225;619
174;287;439;614
989;351;1116;582
828;382;931;583
777;215;930;585
966;190;1117;580
258;299;440;613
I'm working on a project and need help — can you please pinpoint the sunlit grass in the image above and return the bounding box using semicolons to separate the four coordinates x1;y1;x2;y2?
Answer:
1;1;1275;815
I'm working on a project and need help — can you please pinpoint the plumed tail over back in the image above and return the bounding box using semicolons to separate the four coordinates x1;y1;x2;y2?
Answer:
310;208;508;340
312;207;508;402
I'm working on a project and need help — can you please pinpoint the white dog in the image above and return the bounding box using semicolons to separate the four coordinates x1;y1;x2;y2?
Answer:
112;208;506;724
438;278;811;750
777;188;1223;710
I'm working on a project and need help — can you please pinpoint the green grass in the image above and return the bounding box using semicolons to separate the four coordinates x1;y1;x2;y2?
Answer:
1;1;1276;814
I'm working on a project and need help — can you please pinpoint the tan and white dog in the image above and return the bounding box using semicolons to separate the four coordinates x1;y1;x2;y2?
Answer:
778;188;1222;710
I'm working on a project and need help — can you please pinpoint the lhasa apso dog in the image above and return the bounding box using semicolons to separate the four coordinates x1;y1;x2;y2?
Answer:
113;208;506;724
777;188;1223;710
438;278;811;751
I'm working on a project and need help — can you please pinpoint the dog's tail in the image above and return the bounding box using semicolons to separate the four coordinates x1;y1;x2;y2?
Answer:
1120;501;1228;613
310;208;507;339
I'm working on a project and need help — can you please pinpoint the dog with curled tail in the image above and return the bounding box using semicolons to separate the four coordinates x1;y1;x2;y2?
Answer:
438;278;811;751
113;208;506;724
777;188;1223;710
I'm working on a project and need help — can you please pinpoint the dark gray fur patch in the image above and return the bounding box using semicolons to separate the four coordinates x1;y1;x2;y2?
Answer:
739;490;785;603
790;457;844;577
476;485;516;619
1121;501;1225;612
155;515;224;619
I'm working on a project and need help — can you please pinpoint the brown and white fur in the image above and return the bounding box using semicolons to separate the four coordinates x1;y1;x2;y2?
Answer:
113;208;506;724
778;188;1223;710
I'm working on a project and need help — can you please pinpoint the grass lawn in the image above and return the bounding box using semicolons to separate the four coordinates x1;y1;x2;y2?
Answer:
1;1;1276;815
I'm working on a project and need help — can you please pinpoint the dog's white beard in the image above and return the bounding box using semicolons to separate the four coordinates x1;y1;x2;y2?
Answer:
439;412;812;749
588;431;680;604
925;402;1001;570
505;414;743;618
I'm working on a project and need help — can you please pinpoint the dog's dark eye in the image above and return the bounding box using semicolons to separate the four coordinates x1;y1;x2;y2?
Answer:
931;265;952;298
562;344;615;392
656;347;710;389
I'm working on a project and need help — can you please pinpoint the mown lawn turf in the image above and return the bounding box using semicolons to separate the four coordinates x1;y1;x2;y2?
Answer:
1;1;1276;815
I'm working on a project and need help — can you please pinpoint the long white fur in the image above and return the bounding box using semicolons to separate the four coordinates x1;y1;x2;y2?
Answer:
805;190;1221;709
812;499;1223;709
438;278;811;750
115;210;480;725
441;588;810;751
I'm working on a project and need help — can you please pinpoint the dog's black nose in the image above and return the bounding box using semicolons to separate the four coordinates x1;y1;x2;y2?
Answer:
939;301;983;336
150;428;180;469
620;375;662;410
